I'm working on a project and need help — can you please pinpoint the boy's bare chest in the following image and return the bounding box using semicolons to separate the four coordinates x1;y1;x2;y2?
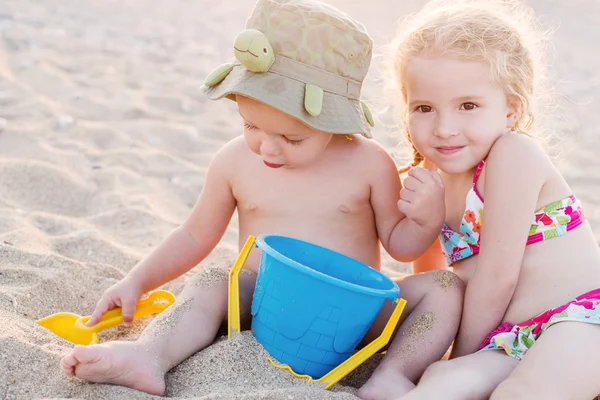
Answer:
231;168;370;218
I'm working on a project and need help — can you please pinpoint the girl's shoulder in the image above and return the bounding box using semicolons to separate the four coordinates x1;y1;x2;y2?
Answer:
487;132;550;170
478;132;552;196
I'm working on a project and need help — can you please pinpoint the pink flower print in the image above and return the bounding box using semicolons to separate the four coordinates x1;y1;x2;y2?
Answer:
578;300;595;310
479;322;514;349
450;247;467;263
452;246;466;254
565;206;573;215
441;226;454;243
536;214;553;226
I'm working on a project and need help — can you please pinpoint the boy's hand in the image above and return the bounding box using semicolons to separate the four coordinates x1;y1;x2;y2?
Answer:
398;167;445;230
86;277;144;327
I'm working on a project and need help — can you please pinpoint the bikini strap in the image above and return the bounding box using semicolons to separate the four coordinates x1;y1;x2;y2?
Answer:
472;159;486;187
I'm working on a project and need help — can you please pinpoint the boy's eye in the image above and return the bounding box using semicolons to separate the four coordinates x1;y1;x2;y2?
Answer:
244;122;257;130
416;105;432;113
283;136;304;146
460;102;478;111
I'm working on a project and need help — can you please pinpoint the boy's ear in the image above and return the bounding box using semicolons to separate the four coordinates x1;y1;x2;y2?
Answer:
506;95;523;129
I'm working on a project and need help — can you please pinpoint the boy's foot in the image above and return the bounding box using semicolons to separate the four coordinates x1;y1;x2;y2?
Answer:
61;341;166;396
357;367;415;400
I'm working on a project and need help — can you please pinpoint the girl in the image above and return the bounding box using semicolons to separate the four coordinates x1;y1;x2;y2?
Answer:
387;0;600;399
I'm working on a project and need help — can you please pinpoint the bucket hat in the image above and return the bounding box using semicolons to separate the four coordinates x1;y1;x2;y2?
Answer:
202;0;375;138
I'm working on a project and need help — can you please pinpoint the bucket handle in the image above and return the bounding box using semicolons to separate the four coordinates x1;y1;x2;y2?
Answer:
228;235;256;338
318;296;406;388
227;235;407;389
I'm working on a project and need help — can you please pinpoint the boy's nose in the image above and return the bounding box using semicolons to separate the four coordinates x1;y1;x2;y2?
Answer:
259;136;281;157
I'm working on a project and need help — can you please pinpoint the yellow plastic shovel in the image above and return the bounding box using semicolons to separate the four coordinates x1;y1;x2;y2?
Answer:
228;236;407;389
37;290;175;345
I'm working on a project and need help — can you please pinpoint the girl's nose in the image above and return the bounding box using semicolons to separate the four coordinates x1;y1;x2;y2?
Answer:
434;112;460;139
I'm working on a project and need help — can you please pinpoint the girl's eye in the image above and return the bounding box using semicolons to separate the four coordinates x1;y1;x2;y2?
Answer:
283;136;304;146
416;105;432;113
460;102;478;111
244;123;256;130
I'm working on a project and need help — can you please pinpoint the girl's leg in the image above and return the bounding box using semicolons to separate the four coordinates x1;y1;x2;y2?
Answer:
358;270;465;399
61;268;256;396
491;322;600;400
399;350;518;400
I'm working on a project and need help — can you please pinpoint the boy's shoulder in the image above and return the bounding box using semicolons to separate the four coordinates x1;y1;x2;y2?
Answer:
348;136;393;157
207;136;251;175
212;136;250;162
344;136;398;178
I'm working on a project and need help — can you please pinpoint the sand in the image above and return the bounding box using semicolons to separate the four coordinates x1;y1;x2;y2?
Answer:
0;0;598;398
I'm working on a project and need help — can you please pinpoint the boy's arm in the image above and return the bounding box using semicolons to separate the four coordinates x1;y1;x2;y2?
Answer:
412;158;448;273
127;140;238;293
369;147;444;262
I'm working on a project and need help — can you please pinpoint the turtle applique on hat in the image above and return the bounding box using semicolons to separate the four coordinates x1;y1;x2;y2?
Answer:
202;0;375;138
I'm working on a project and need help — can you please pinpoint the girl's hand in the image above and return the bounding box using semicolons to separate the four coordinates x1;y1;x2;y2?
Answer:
398;167;445;230
86;277;145;327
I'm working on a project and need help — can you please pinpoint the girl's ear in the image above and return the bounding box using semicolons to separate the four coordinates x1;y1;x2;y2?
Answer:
506;95;523;129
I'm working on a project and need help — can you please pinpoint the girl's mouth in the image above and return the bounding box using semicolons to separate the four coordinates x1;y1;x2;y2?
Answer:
436;146;465;155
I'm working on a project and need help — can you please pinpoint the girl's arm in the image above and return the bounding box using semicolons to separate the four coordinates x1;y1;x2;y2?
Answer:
127;140;238;293
451;134;547;357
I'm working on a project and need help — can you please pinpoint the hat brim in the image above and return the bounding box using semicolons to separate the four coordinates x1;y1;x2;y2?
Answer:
202;65;372;138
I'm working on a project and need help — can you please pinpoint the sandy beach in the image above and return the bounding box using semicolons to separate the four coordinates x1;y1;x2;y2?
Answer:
0;0;598;398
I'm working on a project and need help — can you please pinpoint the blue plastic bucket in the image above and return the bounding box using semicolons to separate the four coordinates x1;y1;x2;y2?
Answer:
251;234;400;379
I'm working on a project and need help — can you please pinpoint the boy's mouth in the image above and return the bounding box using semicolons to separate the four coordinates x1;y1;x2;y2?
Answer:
263;161;284;168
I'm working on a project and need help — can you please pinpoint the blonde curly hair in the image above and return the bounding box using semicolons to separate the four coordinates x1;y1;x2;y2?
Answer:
387;0;556;172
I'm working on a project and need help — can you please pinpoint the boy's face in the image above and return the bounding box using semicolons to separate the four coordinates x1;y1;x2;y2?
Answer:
404;55;518;175
237;95;333;169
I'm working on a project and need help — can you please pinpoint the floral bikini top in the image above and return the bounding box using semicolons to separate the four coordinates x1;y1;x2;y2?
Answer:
440;159;586;265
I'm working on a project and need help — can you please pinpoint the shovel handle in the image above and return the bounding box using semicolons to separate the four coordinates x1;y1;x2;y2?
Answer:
77;290;175;332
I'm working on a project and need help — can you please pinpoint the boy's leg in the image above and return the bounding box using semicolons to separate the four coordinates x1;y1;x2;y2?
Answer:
357;270;464;400
60;268;256;396
399;350;517;400
491;322;600;400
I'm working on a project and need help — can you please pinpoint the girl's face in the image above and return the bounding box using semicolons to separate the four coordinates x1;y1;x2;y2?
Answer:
237;95;333;169
404;54;519;175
